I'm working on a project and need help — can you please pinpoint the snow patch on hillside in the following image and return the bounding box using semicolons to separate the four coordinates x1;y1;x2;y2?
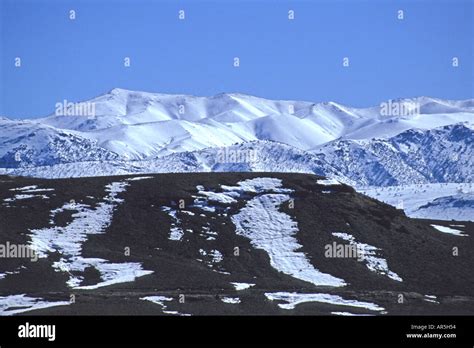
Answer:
430;224;467;237
161;206;184;241
231;282;255;291
0;294;70;315
332;232;402;282
29;181;153;289
230;178;346;287
265;292;385;311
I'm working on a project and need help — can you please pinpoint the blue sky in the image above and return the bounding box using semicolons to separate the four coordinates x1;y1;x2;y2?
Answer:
1;0;473;118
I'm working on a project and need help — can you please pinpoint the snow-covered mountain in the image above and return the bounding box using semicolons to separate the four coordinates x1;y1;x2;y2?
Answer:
359;183;474;222
2;88;472;163
0;141;341;181
0;89;472;185
1;124;471;187
0;118;119;168
314;123;473;186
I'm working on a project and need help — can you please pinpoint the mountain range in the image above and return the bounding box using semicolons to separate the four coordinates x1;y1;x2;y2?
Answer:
0;89;472;220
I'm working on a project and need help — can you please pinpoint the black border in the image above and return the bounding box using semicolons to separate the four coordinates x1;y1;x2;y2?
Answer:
0;315;473;346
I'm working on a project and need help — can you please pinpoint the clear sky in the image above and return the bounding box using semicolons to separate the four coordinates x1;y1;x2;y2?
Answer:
0;0;473;118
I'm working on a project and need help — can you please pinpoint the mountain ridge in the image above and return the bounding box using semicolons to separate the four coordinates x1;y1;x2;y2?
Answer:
0;90;472;193
1;124;471;188
2;89;473;163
